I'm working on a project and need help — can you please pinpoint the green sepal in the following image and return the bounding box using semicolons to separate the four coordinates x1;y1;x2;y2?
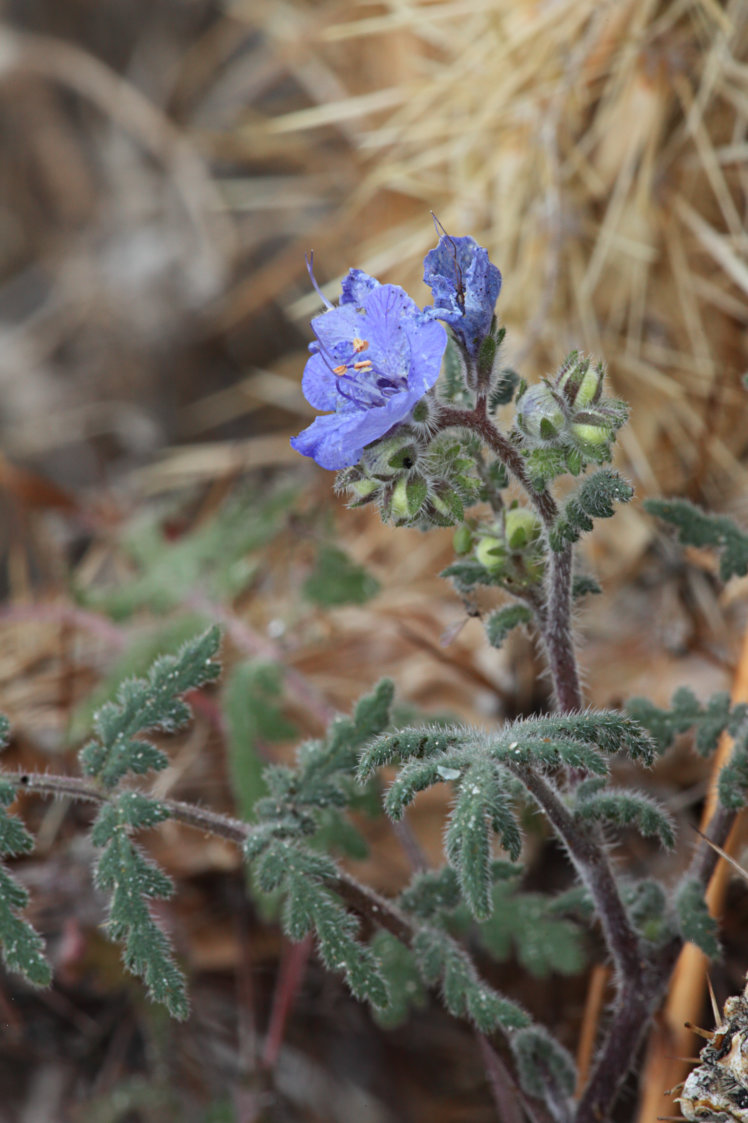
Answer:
488;365;518;409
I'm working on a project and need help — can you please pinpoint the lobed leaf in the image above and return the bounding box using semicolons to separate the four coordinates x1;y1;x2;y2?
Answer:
675;878;720;960
574;788;675;849
82;628;221;789
479;881;587;978
399;866;462;921
414;929;530;1034
384;754;467;820
282;868;388;1007
644;498;748;582
512;1025;577;1103
357;725;468;782
446;759;519;919
484;604;533;649
94;830;187;1019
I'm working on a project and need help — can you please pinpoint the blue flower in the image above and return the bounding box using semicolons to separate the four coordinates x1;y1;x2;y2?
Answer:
423;235;501;361
291;267;447;471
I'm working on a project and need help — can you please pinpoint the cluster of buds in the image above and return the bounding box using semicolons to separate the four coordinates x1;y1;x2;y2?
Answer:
336;422;480;529
515;352;627;462
455;505;545;590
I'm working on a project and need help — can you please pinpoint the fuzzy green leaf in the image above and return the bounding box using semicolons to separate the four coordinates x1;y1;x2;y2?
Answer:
414;929;530;1033
90;794;169;847
357;725;467;782
550;472;633;550
0;868;51;987
440;560;504;592
478;881;587;978
509;711;656;763
675;879;720;960
369;931;427;1028
303;545;380;606
0;737;52;988
81;628;221;789
446;760;522;919
485;604;533;648
282;868;388;1007
94;831;187;1018
252;839;338;894
644;498;748;582
399;866;463;921
718;744;748;810
574;788;675;848
385;753;468;820
512;1025;577;1102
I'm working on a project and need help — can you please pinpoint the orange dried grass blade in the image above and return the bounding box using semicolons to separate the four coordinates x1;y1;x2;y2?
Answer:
575;964;611;1097
636;623;748;1122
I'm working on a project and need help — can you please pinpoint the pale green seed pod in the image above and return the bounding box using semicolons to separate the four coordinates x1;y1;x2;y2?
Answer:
516;383;567;444
475;534;506;572
504;508;542;551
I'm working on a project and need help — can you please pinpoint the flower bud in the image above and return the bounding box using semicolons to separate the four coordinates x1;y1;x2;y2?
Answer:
569;414;613;458
475;534;506;572
504;507;542;551
388;475;428;524
366;430;422;478
556;353;604;409
516;383;567;445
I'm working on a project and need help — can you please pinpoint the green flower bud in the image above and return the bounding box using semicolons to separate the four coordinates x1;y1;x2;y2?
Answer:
516;383;567;445
571;422;609;447
504;508;542;551
366;430;422;478
569;414;613;459
475;534;506;572
452;524;474;555
556;353;604;409
388;475;428;523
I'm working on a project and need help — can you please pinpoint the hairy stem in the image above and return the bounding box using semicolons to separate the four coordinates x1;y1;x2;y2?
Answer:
437;402;582;712
575;797;739;1123
15;771;416;945
509;765;640;983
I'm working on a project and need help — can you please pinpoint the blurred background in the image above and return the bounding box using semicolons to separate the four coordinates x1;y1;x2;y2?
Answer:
0;1;747;1120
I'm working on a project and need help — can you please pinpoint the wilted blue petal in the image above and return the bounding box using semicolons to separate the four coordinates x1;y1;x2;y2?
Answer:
423;235;501;360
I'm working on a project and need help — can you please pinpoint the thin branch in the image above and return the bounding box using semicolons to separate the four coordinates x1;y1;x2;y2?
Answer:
508;764;641;982
436;402;582;712
14;770;415;944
